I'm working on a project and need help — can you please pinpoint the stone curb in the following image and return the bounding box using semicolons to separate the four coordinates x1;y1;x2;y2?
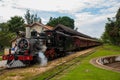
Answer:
90;54;120;73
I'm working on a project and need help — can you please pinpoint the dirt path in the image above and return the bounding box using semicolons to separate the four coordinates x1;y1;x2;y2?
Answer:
0;47;95;80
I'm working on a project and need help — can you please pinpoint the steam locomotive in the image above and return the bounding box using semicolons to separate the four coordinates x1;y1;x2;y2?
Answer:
2;24;100;68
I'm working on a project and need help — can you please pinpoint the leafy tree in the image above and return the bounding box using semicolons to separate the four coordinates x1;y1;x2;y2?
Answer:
101;8;120;46
0;31;15;47
8;16;25;32
116;8;120;20
47;16;75;29
24;10;41;24
0;23;9;32
101;31;110;43
0;16;24;47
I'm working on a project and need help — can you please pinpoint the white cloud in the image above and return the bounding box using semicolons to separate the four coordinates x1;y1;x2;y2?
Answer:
75;12;116;38
0;0;88;21
0;6;24;21
13;0;120;13
0;0;120;38
100;6;120;14
14;0;86;13
0;0;25;22
41;17;49;24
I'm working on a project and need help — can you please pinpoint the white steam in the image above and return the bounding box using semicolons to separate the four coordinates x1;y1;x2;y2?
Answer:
38;51;47;66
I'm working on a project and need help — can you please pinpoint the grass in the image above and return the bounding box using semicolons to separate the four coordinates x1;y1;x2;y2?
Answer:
0;51;3;61
50;44;120;80
103;44;120;51
0;51;3;55
0;57;2;61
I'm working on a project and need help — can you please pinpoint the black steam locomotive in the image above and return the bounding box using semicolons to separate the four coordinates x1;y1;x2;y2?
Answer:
2;24;100;68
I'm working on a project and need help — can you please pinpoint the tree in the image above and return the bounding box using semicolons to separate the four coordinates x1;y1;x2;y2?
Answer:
0;23;9;32
0;16;24;47
101;8;120;46
47;16;75;29
24;10;41;24
8;16;25;32
101;31;110;43
0;31;15;47
116;8;120;20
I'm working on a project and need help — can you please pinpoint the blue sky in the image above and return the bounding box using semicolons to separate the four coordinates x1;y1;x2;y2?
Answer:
0;0;120;38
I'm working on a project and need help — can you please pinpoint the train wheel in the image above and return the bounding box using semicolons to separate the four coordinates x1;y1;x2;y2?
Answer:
45;48;56;60
7;60;12;65
45;50;50;60
61;51;66;57
25;60;31;66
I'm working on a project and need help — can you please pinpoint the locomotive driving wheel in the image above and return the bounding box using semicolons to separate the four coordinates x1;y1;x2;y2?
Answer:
45;48;56;60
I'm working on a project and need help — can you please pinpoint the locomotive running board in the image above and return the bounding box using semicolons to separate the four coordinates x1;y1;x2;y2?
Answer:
6;60;26;68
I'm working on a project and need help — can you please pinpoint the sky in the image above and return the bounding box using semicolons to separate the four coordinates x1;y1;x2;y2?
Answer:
0;0;120;38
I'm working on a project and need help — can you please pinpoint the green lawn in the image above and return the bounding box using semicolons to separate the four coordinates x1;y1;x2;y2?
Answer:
51;45;120;80
0;51;3;55
0;57;2;61
103;44;120;51
0;51;3;61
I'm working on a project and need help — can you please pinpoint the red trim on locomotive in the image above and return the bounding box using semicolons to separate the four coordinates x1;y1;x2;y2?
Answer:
2;55;14;60
2;55;33;60
18;55;33;60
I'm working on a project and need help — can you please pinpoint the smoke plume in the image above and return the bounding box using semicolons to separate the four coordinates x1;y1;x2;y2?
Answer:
38;51;47;66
